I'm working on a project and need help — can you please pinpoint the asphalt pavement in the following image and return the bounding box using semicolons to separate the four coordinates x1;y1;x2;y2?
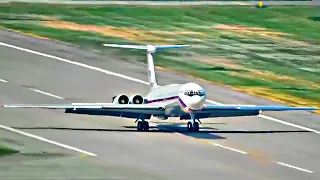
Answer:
0;29;320;180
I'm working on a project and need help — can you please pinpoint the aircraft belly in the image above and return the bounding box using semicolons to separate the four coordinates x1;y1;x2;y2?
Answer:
65;108;155;119
209;110;260;117
164;100;185;117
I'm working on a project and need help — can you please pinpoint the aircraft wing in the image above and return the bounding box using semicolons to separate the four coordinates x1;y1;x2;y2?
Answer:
201;104;317;112
1;103;165;119
188;104;317;119
2;104;103;109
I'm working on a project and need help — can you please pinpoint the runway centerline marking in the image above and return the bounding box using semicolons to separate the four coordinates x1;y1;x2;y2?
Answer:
276;161;313;173
29;88;64;100
0;41;319;134
0;78;8;83
0;124;97;156
211;142;247;154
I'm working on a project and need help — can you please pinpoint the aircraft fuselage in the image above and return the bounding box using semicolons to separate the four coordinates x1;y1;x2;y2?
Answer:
144;82;207;118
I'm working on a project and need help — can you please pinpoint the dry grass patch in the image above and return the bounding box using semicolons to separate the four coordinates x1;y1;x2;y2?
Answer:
43;20;162;42
231;70;320;89
213;24;310;47
197;57;245;70
232;86;320;114
197;56;319;89
42;20;203;43
1;27;50;40
213;24;286;38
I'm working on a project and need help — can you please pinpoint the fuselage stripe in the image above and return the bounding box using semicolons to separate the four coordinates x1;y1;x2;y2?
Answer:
146;95;201;112
146;96;179;104
178;97;187;108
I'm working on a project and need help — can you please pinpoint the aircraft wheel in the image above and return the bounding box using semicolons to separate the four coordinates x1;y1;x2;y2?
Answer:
187;122;193;131
137;121;143;131
193;122;199;132
142;121;149;131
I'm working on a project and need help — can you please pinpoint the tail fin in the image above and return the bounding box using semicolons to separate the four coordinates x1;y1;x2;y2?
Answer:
102;44;191;88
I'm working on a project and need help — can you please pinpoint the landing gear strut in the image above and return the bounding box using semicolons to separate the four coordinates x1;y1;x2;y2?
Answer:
136;119;149;131
187;113;200;132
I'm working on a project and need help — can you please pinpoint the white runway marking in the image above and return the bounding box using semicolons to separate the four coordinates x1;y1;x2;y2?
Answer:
30;88;64;100
206;99;223;105
276;162;313;173
0;124;97;156
0;41;318;135
259;114;320;134
0;42;148;86
0;78;8;83
211;142;247;154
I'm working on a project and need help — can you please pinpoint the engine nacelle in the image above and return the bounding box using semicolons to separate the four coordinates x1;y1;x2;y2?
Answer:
112;94;129;104
129;94;144;104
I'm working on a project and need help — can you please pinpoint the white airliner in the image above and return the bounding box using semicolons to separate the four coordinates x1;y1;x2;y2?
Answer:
2;44;317;132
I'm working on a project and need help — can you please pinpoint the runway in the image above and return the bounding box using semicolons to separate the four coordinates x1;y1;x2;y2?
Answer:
0;29;319;180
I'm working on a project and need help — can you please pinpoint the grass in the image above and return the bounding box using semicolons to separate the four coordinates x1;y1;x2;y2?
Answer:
0;144;19;157
0;3;319;113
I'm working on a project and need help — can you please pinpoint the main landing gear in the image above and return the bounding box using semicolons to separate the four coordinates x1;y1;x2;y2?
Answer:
136;119;149;131
187;113;200;132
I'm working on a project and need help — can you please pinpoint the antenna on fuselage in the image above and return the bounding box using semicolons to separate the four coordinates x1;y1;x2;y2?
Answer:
102;44;191;88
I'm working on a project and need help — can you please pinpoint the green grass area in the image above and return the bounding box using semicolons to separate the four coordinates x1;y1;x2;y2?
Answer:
0;3;319;112
0;144;19;157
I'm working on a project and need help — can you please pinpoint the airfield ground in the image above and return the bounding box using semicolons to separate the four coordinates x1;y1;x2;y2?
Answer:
0;25;319;180
0;2;319;180
0;3;319;112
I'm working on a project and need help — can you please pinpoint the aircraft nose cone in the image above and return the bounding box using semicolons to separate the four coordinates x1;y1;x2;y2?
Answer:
191;95;201;103
189;96;205;110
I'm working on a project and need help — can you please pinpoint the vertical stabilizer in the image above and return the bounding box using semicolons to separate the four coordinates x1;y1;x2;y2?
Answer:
102;44;191;88
147;51;158;88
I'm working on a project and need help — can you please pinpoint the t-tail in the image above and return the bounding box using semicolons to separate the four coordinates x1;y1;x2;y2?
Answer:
102;44;191;88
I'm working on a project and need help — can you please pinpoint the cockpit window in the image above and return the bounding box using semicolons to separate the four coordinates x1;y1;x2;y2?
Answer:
184;90;205;97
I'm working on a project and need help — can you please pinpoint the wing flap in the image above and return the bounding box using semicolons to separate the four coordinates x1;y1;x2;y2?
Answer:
237;105;317;111
2;104;102;109
200;104;317;114
2;103;166;118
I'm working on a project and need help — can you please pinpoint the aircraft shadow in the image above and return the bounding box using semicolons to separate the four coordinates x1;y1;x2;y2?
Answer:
13;125;310;141
123;123;224;140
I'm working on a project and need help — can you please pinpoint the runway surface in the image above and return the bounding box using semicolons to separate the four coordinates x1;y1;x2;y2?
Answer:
0;29;320;180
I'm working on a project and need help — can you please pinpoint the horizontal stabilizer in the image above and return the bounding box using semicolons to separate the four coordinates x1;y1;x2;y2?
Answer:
102;44;191;52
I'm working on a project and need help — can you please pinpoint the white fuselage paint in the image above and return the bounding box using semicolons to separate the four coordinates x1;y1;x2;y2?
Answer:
145;82;206;116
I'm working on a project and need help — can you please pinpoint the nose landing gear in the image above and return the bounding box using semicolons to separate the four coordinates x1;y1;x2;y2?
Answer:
187;113;200;132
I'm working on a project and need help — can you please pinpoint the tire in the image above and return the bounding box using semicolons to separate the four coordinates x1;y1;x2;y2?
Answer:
142;121;149;131
193;122;199;132
187;122;193;131
137;121;143;131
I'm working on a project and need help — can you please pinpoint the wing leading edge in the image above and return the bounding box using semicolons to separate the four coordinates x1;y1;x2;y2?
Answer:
2;103;316;120
2;103;165;119
201;104;317;112
179;104;317;119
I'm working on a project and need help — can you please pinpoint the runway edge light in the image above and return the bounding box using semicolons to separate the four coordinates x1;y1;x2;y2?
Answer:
256;1;267;8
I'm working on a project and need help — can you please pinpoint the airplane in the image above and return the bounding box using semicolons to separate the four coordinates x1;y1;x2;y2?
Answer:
1;44;317;132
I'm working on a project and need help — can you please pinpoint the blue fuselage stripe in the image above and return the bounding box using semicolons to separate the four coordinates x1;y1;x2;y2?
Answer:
146;95;189;109
146;96;179;104
146;95;201;112
178;97;187;108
